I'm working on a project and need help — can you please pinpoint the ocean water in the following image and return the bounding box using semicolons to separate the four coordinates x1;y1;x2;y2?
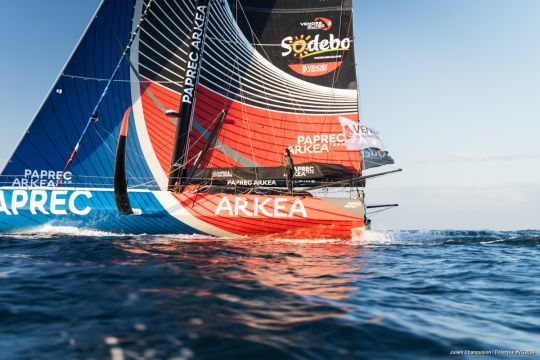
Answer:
0;228;538;360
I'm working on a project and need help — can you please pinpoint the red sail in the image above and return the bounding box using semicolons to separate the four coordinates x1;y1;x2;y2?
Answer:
132;0;360;188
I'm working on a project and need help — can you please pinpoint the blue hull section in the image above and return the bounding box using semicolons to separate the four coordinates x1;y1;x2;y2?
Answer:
0;188;202;235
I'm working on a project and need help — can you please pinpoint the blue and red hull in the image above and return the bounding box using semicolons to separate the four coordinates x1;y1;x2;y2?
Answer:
0;187;364;239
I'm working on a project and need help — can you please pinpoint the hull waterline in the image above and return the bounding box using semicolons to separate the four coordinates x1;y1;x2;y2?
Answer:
0;187;364;239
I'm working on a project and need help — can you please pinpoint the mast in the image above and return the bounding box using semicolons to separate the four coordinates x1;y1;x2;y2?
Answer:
168;0;213;191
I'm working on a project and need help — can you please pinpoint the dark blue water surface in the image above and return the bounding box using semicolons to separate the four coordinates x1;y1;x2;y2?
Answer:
0;228;539;359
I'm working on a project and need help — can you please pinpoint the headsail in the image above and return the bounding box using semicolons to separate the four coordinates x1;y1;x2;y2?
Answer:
1;1;155;189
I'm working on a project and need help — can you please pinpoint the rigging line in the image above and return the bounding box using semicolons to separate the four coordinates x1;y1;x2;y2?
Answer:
61;74;180;84
233;1;316;163
333;7;355;94
180;110;226;192
237;74;258;171
221;46;247;171
350;4;363;129
206;37;289;46
321;1;345;143
232;1;325;139
110;29;212;166
184;111;223;165
200;6;237;173
242;95;259;170
95;125;158;182
336;6;362;174
108;23;186;178
56;0;155;187
323;4;354;160
367;207;396;217
235;0;280;160
93;127;140;185
211;1;237;111
329;1;345;91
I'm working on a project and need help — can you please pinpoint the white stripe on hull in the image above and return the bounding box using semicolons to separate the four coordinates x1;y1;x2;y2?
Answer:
152;191;239;238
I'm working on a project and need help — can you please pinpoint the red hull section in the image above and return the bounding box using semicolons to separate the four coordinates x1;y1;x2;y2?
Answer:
138;73;364;240
173;190;364;239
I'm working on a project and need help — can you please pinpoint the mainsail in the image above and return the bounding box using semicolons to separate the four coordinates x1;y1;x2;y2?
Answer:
134;0;360;190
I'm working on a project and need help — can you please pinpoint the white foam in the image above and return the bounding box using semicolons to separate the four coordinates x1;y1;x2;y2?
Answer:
255;231;399;245
354;230;399;245
157;234;218;241
0;271;13;278
8;225;129;238
270;238;345;244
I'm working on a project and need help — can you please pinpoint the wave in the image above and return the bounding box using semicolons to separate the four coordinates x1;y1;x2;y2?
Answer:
361;229;540;246
3;225;539;247
6;225;131;239
4;226;221;242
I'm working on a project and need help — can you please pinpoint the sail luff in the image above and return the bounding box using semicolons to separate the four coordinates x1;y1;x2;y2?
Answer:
56;0;154;186
0;0;108;175
2;0;158;189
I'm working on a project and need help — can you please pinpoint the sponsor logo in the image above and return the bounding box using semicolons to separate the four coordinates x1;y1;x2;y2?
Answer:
345;201;363;209
0;190;92;216
227;180;277;186
294;166;316;178
281;34;351;59
182;5;208;105
281;33;351;76
339;117;386;151
215;197;308;218
344;123;355;141
288;133;347;155
301;63;328;75
300;17;333;31
211;170;233;178
362;148;387;158
12;169;73;187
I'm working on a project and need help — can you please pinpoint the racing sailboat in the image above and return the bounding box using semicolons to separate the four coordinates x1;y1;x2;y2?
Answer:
0;0;399;238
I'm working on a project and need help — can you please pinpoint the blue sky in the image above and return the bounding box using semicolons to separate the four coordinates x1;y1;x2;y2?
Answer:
356;0;540;230
0;0;538;230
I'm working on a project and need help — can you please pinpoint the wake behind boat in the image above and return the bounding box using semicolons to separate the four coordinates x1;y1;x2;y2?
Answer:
0;0;400;239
